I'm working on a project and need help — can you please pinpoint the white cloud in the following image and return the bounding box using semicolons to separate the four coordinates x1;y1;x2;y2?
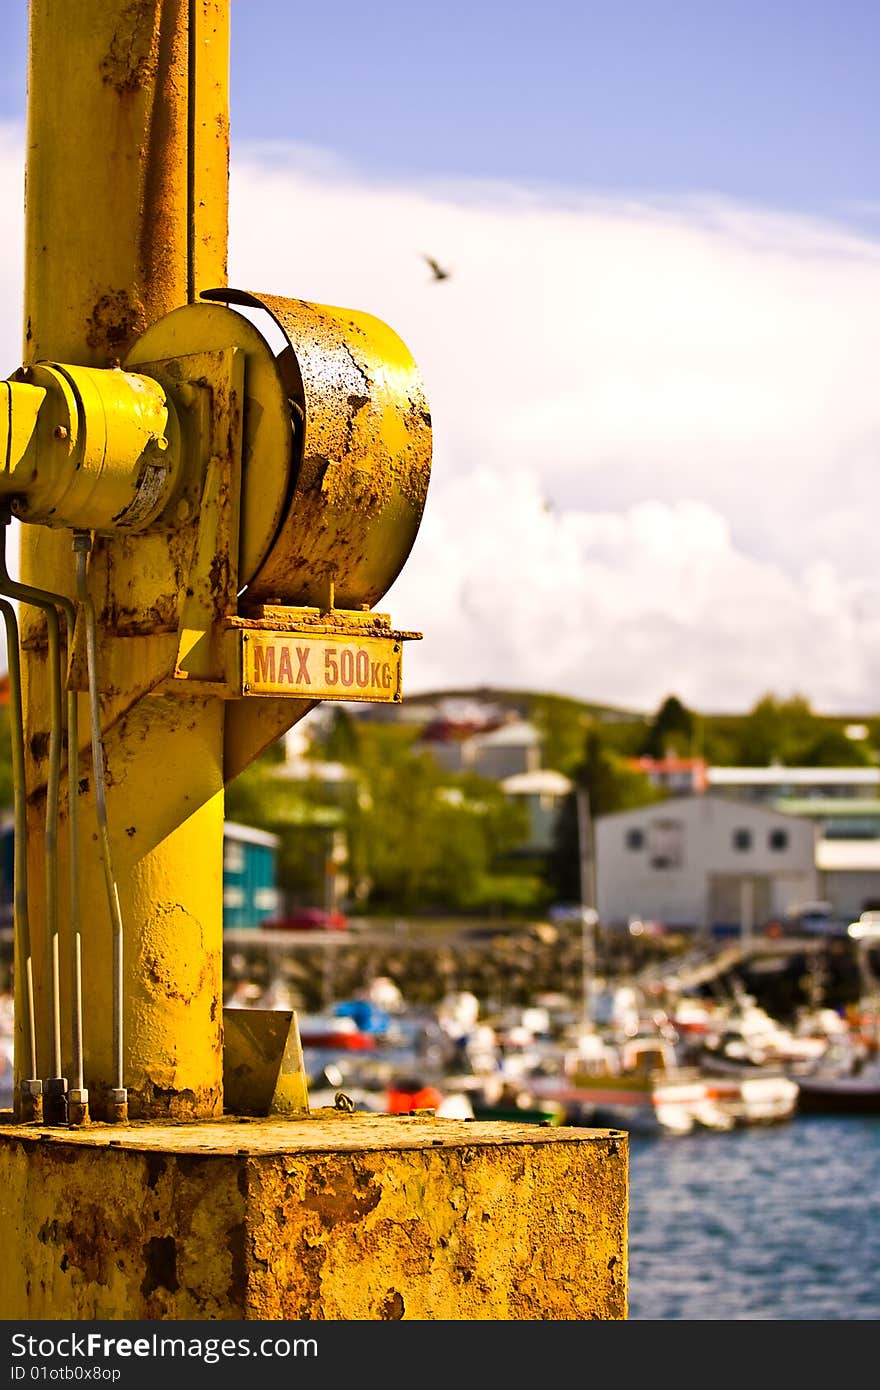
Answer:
2;123;880;713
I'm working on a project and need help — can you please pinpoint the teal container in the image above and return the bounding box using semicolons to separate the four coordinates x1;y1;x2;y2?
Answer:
223;821;280;929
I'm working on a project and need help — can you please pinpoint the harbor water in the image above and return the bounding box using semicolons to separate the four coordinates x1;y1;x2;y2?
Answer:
627;1114;880;1319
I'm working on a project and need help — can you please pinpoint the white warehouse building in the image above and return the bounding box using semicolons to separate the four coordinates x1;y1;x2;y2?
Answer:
595;794;818;933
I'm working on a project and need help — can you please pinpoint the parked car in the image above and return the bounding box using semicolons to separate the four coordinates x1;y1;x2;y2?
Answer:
793;901;846;938
261;908;349;932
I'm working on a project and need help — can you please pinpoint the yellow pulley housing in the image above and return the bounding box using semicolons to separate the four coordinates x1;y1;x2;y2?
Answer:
124;289;432;611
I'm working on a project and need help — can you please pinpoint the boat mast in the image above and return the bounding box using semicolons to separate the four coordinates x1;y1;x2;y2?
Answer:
576;784;598;1031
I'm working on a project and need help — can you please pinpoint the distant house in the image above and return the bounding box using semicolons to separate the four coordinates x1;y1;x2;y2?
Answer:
815;839;880;922
595;794;818;934
500;769;573;853
468;719;542;780
419;715;542;781
276;720;353;794
222;822;280;929
703;767;880;922
707;765;880;802
627;756;708;795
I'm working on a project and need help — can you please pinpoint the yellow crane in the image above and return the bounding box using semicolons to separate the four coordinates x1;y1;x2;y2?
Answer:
0;0;626;1322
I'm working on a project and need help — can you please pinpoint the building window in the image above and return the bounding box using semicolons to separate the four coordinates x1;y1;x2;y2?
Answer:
223;841;245;873
626;828;644;851
768;829;788;852
648;818;683;869
733;828;752;852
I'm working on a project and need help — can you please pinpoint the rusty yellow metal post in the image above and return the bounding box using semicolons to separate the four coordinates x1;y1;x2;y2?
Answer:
17;0;231;1118
0;0;629;1323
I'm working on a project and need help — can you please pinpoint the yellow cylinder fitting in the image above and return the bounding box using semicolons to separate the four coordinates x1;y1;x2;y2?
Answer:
1;365;181;532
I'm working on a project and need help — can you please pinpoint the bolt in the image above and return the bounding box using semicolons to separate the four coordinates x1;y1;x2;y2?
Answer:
108;1088;128;1125
53;424;69;442
242;633;249;642
243;682;250;694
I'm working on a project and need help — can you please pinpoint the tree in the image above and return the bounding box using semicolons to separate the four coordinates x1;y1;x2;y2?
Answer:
735;693;823;765
790;728;873;768
225;734;347;906
344;726;533;914
228;717;540;917
640;695;695;759
528;694;593;776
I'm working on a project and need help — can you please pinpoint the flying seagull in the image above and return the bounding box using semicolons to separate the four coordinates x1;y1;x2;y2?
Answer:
423;254;451;282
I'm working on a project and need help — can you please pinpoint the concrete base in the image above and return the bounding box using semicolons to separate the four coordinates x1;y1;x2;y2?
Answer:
0;1110;628;1320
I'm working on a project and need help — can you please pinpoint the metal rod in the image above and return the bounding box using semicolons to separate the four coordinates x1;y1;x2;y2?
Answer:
0;598;38;1089
0;516;66;1117
14;577;85;1112
55;598;86;1121
73;533;126;1113
576;784;597;1032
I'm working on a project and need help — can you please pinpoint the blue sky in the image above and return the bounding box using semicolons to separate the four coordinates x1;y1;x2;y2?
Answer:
3;1;878;227
226;0;880;229
1;3;880;714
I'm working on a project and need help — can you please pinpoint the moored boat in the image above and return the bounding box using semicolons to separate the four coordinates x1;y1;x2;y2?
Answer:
527;1034;733;1136
796;1065;880;1115
701;1071;799;1126
794;1035;880;1115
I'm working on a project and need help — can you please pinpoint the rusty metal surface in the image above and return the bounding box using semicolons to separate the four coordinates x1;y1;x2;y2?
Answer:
0;1118;628;1319
222;1008;310;1117
124;302;290;586
202;290;432;610
24;1;224;369
0;1112;623;1153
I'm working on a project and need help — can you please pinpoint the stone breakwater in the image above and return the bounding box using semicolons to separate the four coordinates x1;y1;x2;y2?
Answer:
223;922;868;1020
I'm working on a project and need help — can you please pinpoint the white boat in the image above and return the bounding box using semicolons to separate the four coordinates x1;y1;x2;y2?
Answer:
527;1033;733;1136
525;1025;801;1133
695;994;831;1076
701;1071;799;1126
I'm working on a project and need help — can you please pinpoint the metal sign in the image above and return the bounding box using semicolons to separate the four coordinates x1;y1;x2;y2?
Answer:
241;629;402;702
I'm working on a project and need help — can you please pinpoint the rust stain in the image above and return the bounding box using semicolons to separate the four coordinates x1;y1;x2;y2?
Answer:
378;1289;405;1319
145;1154;167;1190
99;2;160;94
85;290;145;358
226;1220;248;1307
140;1235;179;1296
127;1082;222;1123
28;731;50;763
301;1163;382;1225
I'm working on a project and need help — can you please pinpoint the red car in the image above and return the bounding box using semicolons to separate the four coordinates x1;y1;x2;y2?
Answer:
261;908;349;932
